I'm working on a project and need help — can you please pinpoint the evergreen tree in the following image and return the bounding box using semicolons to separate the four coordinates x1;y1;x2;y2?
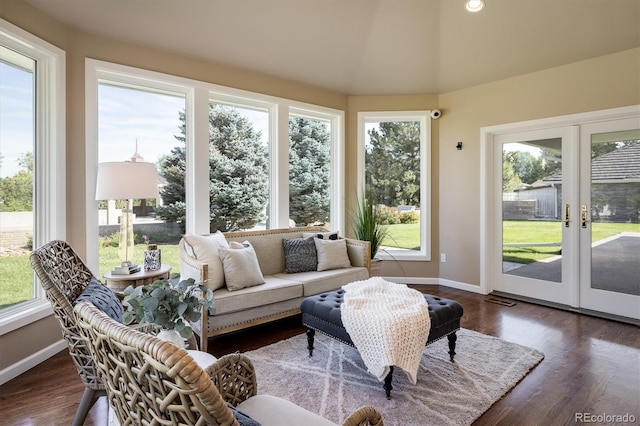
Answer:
0;152;33;212
365;122;420;207
155;105;268;232
288;117;330;226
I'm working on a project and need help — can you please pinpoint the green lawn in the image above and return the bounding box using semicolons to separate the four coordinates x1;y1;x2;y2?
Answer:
2;221;638;307
502;220;639;264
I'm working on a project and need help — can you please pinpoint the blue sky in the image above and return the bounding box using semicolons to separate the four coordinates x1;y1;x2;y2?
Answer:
1;66;269;179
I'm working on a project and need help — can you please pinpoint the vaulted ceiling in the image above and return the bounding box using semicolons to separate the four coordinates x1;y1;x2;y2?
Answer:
25;0;640;95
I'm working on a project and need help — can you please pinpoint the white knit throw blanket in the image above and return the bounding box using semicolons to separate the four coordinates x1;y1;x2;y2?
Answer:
341;277;431;384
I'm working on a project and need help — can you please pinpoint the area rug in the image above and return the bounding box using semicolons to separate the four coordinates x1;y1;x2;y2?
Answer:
244;328;544;426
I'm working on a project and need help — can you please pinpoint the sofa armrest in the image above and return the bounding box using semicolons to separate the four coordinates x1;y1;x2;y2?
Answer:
178;238;209;283
345;238;371;272
205;353;258;406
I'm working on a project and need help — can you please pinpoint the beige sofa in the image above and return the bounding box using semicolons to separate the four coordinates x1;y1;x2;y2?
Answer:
179;226;371;351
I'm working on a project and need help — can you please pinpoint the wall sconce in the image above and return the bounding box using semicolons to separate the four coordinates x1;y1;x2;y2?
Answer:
456;142;463;150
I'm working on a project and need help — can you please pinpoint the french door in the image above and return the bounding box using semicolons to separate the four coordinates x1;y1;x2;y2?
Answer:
486;107;640;320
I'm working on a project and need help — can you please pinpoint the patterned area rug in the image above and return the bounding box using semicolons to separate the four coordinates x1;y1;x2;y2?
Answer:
244;328;544;426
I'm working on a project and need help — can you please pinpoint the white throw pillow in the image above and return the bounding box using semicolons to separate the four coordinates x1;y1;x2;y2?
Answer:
218;241;265;291
314;238;352;271
183;232;229;291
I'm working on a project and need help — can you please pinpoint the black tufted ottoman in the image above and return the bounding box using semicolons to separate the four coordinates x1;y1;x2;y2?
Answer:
301;289;464;399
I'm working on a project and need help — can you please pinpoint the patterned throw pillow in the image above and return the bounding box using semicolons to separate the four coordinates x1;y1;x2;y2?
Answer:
302;231;339;240
73;277;124;322
283;236;318;273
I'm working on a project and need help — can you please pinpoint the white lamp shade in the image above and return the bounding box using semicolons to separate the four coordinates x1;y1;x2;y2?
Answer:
95;161;160;200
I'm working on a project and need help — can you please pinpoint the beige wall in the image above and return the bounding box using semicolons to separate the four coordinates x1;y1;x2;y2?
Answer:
1;0;639;376
437;47;640;286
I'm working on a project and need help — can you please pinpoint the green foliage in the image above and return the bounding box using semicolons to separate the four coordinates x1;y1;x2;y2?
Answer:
365;122;420;208
375;206;419;225
0;152;34;212
121;275;215;339
156;105;268;232
502;160;522;192
288;117;330;226
352;191;389;259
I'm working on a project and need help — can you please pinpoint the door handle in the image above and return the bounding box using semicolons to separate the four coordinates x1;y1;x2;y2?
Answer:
563;204;570;227
581;204;589;229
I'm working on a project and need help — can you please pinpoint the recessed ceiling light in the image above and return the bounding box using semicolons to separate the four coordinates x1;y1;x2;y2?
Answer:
465;0;485;13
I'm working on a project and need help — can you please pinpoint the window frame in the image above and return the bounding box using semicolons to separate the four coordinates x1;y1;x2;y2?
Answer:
85;60;345;272
357;111;431;261
0;19;66;334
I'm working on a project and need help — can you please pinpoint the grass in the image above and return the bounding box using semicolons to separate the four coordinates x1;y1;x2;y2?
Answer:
502;220;639;264
2;220;638;307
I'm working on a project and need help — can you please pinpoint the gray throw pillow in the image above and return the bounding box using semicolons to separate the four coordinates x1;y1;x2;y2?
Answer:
73;277;124;322
283;236;318;273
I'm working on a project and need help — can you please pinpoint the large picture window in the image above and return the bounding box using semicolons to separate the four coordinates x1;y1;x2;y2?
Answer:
358;111;431;261
85;61;344;272
0;19;65;331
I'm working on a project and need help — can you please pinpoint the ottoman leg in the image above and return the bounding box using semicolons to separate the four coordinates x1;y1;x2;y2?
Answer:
306;328;316;357
383;366;394;400
447;332;457;362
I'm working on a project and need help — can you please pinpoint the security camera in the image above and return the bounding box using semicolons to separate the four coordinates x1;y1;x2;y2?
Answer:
430;109;442;120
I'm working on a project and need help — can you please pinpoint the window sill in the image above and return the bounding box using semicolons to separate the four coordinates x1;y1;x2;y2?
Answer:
0;301;53;336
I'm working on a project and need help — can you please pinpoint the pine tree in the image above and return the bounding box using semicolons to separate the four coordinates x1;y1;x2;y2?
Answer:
288;117;330;226
155;105;268;232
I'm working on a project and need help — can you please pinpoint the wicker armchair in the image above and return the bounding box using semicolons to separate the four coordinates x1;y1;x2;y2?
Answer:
29;240;107;426
73;300;384;426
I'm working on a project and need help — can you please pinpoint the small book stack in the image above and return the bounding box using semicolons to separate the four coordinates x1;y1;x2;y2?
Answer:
111;263;141;275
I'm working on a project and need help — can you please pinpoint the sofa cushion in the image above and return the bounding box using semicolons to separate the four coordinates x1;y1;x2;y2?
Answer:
212;276;302;314
238;394;336;426
283;236;317;273
219;241;265;291
183;232;229;290
314;238;351;271
274;266;369;296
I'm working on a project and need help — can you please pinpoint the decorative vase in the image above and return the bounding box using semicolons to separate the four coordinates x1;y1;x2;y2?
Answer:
156;329;185;349
144;245;161;271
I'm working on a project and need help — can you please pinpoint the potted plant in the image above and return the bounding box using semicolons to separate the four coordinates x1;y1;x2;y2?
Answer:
121;275;215;347
352;190;389;275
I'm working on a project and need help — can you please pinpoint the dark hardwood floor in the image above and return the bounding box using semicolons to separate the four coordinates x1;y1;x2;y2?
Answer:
1;286;638;425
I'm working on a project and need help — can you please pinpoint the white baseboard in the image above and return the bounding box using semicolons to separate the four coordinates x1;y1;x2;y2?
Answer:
0;339;67;385
383;276;487;295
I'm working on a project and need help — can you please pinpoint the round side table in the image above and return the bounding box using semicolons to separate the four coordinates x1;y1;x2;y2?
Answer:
104;264;171;294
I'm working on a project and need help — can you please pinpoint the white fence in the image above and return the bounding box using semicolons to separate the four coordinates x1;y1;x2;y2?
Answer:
503;186;559;219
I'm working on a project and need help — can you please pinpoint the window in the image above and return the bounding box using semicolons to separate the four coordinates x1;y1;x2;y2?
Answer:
96;82;186;278
85;61;344;272
358;111;431;261
0;19;66;332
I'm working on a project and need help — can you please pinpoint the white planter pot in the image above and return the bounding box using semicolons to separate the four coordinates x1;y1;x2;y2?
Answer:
156;329;185;349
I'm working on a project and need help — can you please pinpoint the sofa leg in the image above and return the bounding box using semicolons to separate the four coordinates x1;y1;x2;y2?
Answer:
447;332;457;362
306;328;315;357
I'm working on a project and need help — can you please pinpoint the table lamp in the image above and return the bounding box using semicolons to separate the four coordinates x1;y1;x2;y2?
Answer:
95;161;159;274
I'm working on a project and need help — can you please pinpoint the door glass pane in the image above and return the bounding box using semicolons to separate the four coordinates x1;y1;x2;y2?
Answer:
289;116;331;228
502;139;563;283
589;132;640;296
98;83;185;278
0;52;35;309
